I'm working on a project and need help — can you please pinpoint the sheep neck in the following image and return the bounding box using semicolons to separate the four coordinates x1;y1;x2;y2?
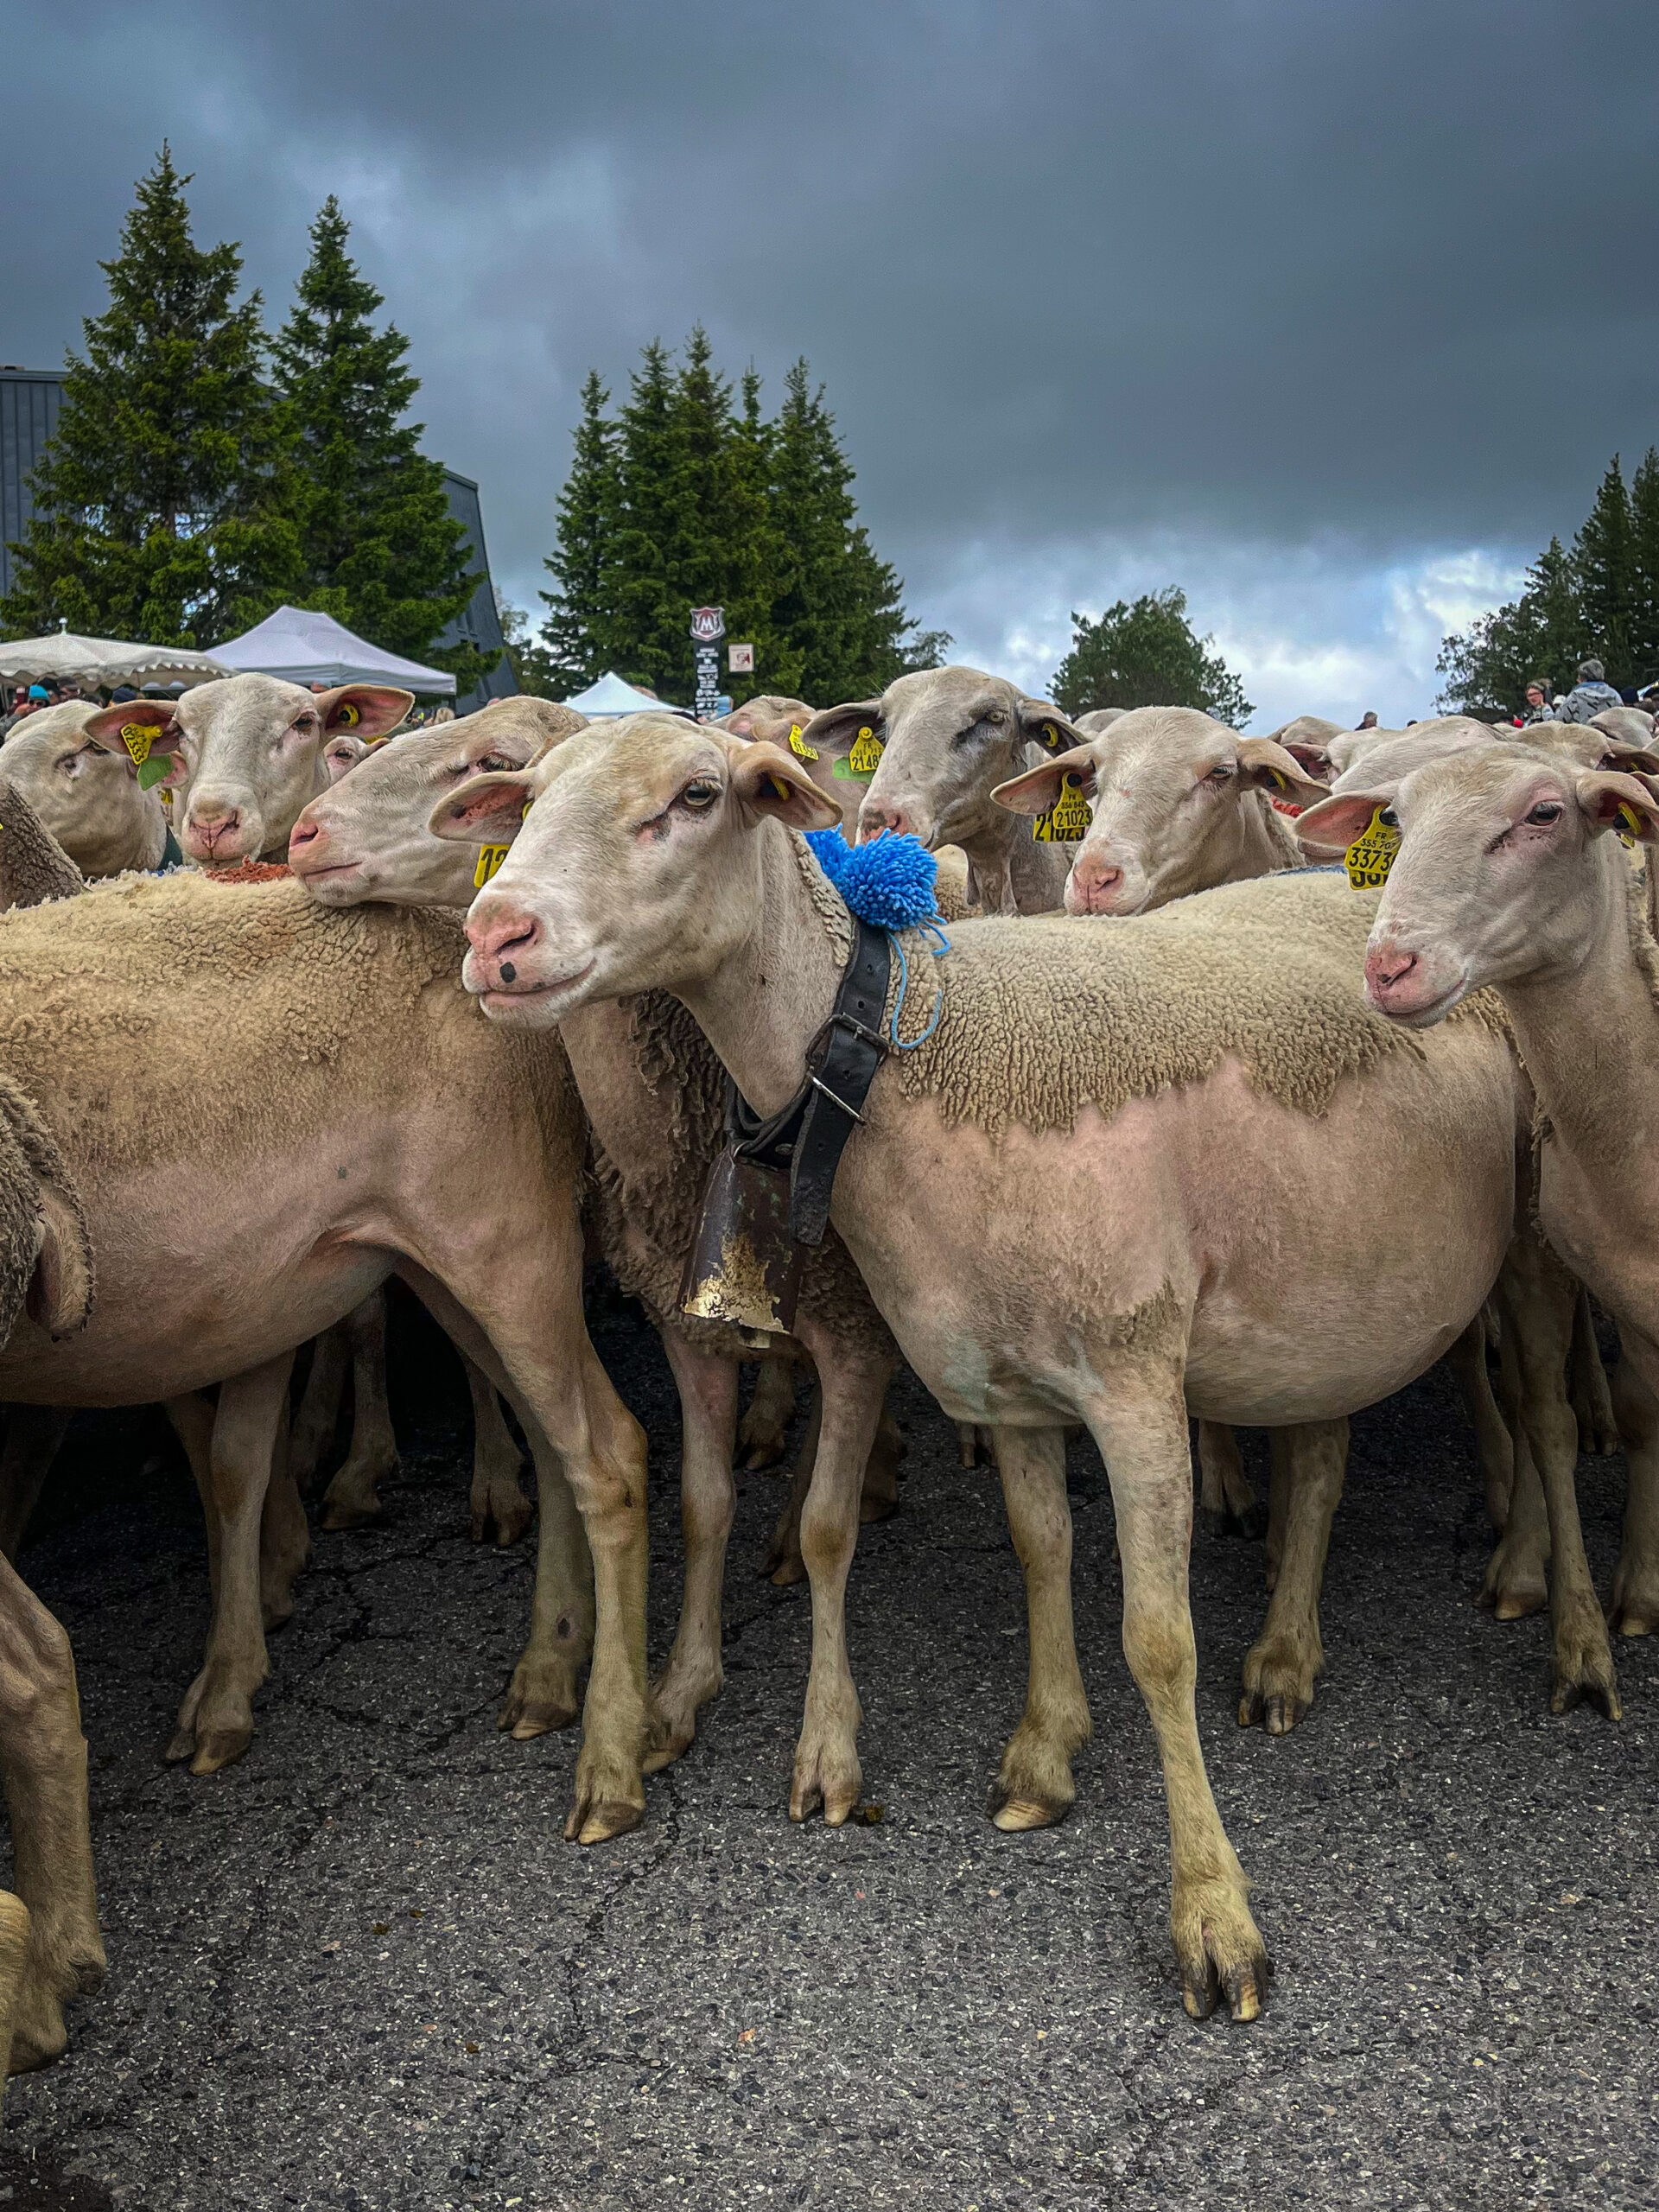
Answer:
673;827;850;1121
1497;860;1659;1182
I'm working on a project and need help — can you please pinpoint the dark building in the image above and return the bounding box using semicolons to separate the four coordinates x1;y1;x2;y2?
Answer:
0;366;516;710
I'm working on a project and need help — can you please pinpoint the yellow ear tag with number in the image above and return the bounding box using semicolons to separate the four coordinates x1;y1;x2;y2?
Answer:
787;722;818;761
120;723;154;767
1344;805;1401;889
1032;771;1093;842
833;725;885;782
474;844;511;888
1616;801;1643;849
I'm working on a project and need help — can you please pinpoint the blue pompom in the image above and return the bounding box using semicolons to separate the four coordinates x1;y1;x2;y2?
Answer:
805;828;938;931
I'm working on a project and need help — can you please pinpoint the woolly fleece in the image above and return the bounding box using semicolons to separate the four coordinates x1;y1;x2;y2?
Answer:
0;778;86;910
0;1071;93;1344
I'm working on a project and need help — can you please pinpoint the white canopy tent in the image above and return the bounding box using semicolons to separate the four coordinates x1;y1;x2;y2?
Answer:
211;606;455;695
560;671;682;718
0;632;231;690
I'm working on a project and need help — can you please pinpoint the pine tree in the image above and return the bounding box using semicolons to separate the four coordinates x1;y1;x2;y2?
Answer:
1436;537;1585;715
1629;448;1659;684
1051;589;1252;726
266;196;488;691
0;145;296;645
1573;454;1637;689
538;371;624;690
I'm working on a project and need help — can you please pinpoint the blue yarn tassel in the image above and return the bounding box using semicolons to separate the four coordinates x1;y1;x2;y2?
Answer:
804;830;949;1047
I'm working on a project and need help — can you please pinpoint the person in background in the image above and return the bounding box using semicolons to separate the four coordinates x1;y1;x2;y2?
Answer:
1354;709;1379;730
109;684;138;705
1558;657;1624;723
1522;677;1554;724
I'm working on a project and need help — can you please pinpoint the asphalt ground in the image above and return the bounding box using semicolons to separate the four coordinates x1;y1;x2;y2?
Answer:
3;1286;1656;2212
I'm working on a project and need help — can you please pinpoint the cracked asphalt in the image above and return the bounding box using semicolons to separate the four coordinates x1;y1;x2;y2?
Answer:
3;1287;1657;2210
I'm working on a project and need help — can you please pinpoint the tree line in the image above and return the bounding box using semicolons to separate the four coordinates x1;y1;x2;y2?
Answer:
1437;454;1659;715
2;149;491;693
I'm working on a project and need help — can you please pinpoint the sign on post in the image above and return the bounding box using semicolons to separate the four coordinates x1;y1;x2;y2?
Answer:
728;643;754;673
690;607;725;718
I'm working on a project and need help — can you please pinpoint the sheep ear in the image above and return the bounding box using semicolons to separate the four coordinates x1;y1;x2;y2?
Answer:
315;685;414;740
1281;740;1334;783
82;702;185;784
992;747;1097;817
1014;701;1088;757
1577;771;1659;843
1599;741;1659;778
1295;791;1392;855
731;743;842;830
796;700;884;773
429;771;537;846
1234;738;1331;807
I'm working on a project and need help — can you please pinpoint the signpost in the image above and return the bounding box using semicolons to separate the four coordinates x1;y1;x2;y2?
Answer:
690;606;725;720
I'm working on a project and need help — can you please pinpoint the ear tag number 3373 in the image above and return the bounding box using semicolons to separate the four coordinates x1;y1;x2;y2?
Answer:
1344;805;1401;889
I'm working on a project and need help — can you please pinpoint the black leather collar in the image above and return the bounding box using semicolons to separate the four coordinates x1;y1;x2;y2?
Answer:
725;918;892;1246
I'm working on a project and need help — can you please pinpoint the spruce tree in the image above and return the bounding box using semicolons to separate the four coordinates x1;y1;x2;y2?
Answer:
539;371;623;689
267;196;487;691
0;145;296;645
1630;448;1659;684
1573;454;1637;688
1436;537;1585;714
1051;589;1252;725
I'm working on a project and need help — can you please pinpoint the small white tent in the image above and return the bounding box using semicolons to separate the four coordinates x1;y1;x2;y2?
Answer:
0;632;230;689
560;671;682;718
212;607;455;694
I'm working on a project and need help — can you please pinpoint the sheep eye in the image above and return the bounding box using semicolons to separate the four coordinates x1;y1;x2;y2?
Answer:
1526;802;1562;825
1205;765;1233;783
680;779;720;810
476;755;513;773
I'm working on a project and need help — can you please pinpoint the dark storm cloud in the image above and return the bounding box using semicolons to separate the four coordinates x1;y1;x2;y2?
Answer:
3;0;1656;713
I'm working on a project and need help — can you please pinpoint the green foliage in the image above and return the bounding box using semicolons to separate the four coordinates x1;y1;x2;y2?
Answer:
1434;538;1583;715
1049;588;1252;727
538;336;945;707
263;197;489;693
1437;451;1659;715
1;146;297;645
494;595;563;697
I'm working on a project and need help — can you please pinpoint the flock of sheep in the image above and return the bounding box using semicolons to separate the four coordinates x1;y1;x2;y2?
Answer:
0;658;1654;2086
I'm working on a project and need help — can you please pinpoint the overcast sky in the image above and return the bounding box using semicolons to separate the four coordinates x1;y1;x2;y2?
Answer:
4;0;1656;724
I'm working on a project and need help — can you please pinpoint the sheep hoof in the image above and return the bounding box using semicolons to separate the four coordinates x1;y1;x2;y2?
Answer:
564;1799;643;1847
162;1726;196;1765
990;1796;1064;1833
189;1725;253;1776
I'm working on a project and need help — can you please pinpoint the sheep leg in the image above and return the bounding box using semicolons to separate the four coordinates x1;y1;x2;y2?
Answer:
1197;1421;1262;1539
0;1548;104;2074
0;1892;31;2095
1609;1358;1659;1635
1237;1420;1348;1735
760;1382;822;1585
1493;1243;1618;1716
781;1337;893;1825
1445;1310;1514;1528
1263;1444;1289;1592
497;1395;594;1738
165;1350;294;1775
861;1394;904;1522
1084;1376;1265;2023
1569;1287;1619;1457
737;1360;797;1471
0;1407;73;1563
1478;1298;1551;1618
318;1289;400;1529
464;1354;532;1548
649;1327;739;1766
988;1425;1092;1831
288;1324;349;1495
257;1402;310;1630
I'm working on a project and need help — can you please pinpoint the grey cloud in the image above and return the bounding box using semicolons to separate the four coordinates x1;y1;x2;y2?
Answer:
3;0;1656;692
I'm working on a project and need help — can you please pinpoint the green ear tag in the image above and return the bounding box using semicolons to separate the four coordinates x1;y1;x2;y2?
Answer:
1344;805;1402;889
137;754;172;790
787;722;819;761
1032;772;1093;842
120;723;154;767
474;844;510;888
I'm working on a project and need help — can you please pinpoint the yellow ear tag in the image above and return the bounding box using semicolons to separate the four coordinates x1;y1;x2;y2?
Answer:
334;702;360;728
787;722;819;761
1616;801;1643;849
521;800;532;822
474;844;511;888
1041;722;1063;753
1032;771;1093;842
841;725;886;779
120;723;154;767
1266;766;1290;793
1344;805;1402;889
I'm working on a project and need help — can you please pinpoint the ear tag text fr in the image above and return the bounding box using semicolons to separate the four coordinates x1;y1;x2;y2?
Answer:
788;722;818;761
834;726;885;782
1344;805;1401;889
1033;772;1093;842
474;845;511;888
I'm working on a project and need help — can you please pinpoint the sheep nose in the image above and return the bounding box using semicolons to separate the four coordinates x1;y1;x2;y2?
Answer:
467;905;541;982
859;804;909;842
289;817;321;857
1365;944;1419;997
